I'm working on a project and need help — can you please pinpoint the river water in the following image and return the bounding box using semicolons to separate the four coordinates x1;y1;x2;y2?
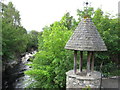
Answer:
13;51;36;88
3;51;37;89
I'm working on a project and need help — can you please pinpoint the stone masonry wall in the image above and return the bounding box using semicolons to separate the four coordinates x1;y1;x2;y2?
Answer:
66;70;101;89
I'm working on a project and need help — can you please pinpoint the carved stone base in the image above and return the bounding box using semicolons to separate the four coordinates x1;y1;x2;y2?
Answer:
66;69;101;89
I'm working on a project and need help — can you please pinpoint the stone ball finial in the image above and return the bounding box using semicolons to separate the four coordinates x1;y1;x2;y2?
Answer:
85;2;89;5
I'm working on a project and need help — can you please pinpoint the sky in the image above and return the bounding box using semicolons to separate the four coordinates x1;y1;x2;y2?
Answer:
3;0;120;32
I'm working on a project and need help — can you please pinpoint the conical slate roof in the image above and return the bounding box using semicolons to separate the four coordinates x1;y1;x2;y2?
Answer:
65;17;107;51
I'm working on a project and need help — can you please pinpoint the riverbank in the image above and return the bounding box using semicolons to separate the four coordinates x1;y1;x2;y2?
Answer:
2;51;37;89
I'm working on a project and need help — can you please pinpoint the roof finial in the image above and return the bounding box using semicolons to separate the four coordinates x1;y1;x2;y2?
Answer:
85;2;89;7
83;1;90;18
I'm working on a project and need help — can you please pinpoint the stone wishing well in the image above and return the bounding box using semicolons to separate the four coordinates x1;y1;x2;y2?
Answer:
65;3;107;88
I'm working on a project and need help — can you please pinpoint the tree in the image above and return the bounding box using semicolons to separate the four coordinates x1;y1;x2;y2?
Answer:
2;2;20;26
25;8;120;88
27;30;39;52
77;7;94;21
25;13;75;88
60;12;77;30
2;2;28;65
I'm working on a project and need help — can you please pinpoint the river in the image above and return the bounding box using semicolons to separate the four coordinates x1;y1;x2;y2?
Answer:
2;51;37;89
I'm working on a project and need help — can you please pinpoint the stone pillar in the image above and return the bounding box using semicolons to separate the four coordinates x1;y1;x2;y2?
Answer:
66;70;101;89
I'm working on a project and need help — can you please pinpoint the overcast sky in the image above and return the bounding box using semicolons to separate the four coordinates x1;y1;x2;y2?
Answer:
3;0;120;32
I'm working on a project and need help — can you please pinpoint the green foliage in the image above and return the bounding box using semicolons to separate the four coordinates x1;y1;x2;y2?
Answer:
25;7;120;88
92;9;120;76
25;13;75;88
60;12;77;30
2;2;20;26
77;7;120;76
77;7;94;20
27;30;39;51
2;2;28;63
100;61;118;77
82;86;91;90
